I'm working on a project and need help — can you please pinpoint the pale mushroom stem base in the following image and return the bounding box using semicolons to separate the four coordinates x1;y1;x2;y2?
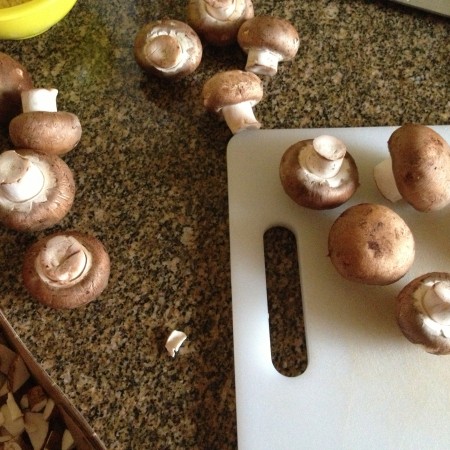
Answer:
205;1;236;20
245;48;281;77
373;158;402;202
221;102;261;134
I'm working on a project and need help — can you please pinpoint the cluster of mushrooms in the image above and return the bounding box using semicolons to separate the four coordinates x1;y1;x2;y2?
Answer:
133;0;300;134
279;124;450;355
0;51;110;310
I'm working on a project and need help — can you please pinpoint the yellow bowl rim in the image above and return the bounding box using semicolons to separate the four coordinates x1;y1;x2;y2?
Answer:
0;0;69;20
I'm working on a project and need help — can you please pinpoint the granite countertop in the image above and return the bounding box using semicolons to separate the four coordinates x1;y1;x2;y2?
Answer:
0;1;448;449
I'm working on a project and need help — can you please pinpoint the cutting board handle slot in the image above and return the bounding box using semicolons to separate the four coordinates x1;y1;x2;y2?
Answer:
263;226;308;377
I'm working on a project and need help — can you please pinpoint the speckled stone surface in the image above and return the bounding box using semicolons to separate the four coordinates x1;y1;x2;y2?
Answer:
0;1;448;448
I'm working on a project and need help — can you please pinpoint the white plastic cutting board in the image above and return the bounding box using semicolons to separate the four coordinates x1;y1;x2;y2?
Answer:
227;126;450;450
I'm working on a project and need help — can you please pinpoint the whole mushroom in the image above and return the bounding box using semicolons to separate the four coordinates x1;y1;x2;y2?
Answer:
22;231;110;309
134;19;203;79
202;69;263;134
328;203;415;285
187;0;254;46
0;52;33;126
237;15;300;76
9;88;82;156
397;272;450;355
279;135;359;209
373;124;450;212
0;149;75;232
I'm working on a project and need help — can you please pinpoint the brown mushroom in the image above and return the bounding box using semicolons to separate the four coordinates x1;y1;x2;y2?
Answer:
0;149;75;232
328;203;415;285
134;19;203;79
397;272;450;355
373;124;450;211
279;135;359;209
237;15;300;76
0;52;33;126
22;231;110;309
9;88;82;156
187;0;254;46
202;69;263;134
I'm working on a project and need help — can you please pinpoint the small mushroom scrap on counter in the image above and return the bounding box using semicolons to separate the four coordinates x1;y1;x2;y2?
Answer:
328;203;415;285
397;272;450;355
187;0;254;46
202;69;263;134
9;88;82;156
0;150;75;232
237;15;300;76
374;123;450;212
0;52;33;127
22;231;110;309
279;135;359;209
134;19;203;79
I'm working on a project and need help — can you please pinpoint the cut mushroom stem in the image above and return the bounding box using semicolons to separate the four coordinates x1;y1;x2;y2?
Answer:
422;281;450;326
245;48;282;76
222;101;260;134
373;158;402;202
145;35;183;70
205;0;236;20
21;88;58;113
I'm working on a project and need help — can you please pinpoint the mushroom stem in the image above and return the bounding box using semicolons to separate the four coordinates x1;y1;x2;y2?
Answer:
422;281;450;326
144;35;183;70
221;101;261;134
245;48;281;76
36;235;91;286
301;135;346;179
373;158;402;202
204;0;236;20
21;88;58;113
0;151;45;203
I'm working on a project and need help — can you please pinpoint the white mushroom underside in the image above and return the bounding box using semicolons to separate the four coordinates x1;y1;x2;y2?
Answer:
245;48;282;76
221;101;261;134
373;158;402;202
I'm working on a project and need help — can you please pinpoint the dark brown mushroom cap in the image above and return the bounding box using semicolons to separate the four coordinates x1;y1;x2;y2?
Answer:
397;272;450;355
202;70;263;112
279;139;359;210
9;111;82;155
22;231;110;309
388;124;450;212
134;19;203;79
0;150;75;232
187;0;254;46
237;15;300;60
0;52;33;126
328;203;415;285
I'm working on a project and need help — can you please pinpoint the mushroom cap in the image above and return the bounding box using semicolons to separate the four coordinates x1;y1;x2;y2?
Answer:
134;19;203;79
328;203;415;285
9;111;82;155
0;149;75;232
0;52;33;126
187;0;254;46
22;231;110;309
202;70;263;113
388;123;450;212
237;15;300;60
279;138;359;209
397;272;450;355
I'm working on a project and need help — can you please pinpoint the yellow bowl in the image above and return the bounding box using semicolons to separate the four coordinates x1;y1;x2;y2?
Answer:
0;0;77;40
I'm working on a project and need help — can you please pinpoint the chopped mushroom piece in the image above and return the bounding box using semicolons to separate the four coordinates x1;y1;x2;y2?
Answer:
202;70;263;134
187;0;254;46
328;203;415;285
165;330;187;357
9;88;82;156
397;272;450;355
22;231;110;309
374;124;450;211
134;19;203;79
237;15;300;76
279;135;359;209
0;150;75;232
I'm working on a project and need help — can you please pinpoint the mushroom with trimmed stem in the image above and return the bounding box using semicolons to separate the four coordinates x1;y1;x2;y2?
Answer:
373;123;450;212
202;69;263;134
328;203;415;285
9;88;82;156
134;19;203;80
0;52;33;127
279;135;359;209
187;0;254;46
397;272;450;355
22;231;110;309
0;150;75;232
237;15;300;76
